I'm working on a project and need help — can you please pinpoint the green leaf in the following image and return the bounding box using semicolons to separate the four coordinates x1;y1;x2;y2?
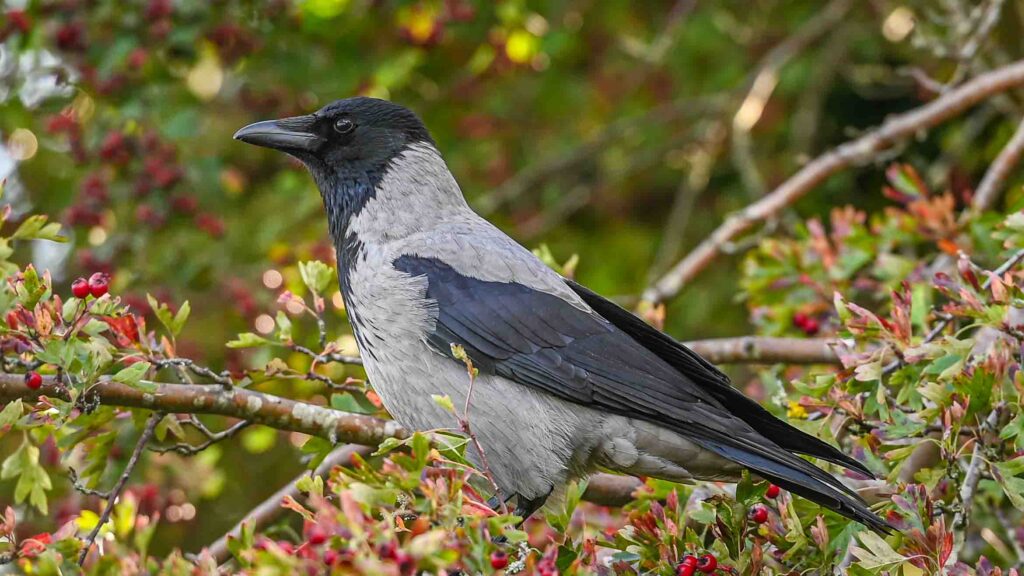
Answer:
330;392;377;414
0;399;24;431
226;332;272;348
432;393;455;413
994;459;1024;511
1;438;52;514
112;361;155;392
298;260;335;295
275;311;292;341
147;295;191;338
11;215;66;243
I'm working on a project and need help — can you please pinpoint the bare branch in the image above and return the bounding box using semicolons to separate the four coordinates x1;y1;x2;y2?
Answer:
67;467;110;499
683;336;840;365
645;59;1024;304
971;115;1024;212
149;419;251;455
79;413;161;566
0;375;406;447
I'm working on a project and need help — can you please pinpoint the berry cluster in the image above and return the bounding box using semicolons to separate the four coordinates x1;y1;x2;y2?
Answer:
70;273;110;299
676;553;717;575
791;312;820;336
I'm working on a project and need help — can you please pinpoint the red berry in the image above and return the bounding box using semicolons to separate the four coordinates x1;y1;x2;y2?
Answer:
490;550;509;569
696;554;717;573
677;563;695;576
24;371;42;390
323;549;340;565
802;318;820;336
792;312;809;328
765;484;781;499
307;526;327;546
7;10;31;34
750;504;769;524
377;541;397;559
6;311;19;329
680;555;698;566
71;277;90;298
87;272;109;297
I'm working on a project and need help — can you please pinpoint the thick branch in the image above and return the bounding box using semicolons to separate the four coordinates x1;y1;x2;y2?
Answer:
683;336;839;365
0;374;406;447
645;59;1024;304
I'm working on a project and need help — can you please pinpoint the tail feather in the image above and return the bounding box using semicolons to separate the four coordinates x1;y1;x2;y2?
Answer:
702;440;892;533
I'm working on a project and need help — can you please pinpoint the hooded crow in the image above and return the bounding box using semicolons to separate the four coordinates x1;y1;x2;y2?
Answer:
234;97;889;531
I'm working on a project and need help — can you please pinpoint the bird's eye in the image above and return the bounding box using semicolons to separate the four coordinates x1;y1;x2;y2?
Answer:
333;118;355;135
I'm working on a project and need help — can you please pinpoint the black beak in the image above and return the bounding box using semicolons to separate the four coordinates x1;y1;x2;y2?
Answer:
233;115;324;153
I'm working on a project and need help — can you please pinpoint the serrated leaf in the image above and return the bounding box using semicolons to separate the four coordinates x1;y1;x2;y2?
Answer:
432;393;455;413
12;215;66;242
298;260;334;295
226;332;272;348
0;399;24;431
112;361;155;392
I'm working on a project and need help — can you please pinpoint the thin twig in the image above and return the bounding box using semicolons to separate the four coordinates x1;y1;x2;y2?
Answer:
67;467;110;499
970;115;1024;212
78;413;161;566
947;406;1003;568
149;419;251;455
644;59;1024;304
152;358;232;387
452;349;507;514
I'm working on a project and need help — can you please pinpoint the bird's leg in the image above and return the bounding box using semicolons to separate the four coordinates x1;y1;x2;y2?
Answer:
486;492;516;512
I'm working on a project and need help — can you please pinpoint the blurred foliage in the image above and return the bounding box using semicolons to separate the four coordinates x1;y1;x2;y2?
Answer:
2;0;1024;574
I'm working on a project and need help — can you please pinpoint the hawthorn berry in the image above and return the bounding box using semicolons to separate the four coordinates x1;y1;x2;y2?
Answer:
323;549;339;565
490;550;509;569
765;484;781;499
25;371;42;390
307;526;327;546
677;555;698;576
88;273;110;297
696;554;717;573
801;317;820;336
750;504;769;524
71;277;90;298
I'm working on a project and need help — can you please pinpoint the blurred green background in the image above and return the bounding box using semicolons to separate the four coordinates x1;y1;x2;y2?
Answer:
1;0;1022;553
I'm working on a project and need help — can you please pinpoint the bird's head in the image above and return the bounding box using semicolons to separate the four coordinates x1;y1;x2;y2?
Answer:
233;96;434;180
234;97;460;242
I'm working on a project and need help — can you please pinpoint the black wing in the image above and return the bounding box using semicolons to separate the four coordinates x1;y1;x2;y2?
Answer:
394;255;887;531
565;280;874;478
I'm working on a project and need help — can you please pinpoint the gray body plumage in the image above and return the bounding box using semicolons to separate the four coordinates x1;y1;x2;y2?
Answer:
233;96;889;531
344;144;735;501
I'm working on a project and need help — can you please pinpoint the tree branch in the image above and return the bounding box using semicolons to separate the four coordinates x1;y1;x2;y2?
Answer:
971;115;1024;212
644;59;1024;304
683;336;839;365
0;375;407;447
